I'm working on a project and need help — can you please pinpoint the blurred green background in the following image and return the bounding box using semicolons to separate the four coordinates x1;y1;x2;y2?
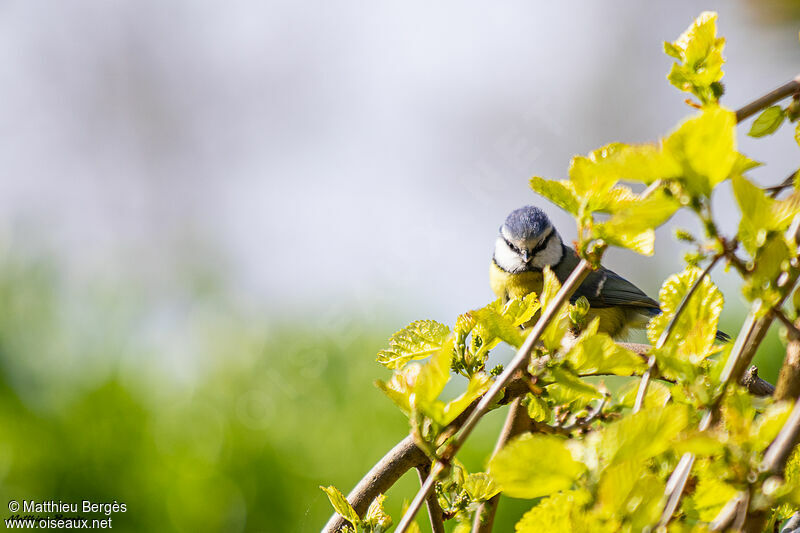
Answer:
0;246;786;532
1;1;798;532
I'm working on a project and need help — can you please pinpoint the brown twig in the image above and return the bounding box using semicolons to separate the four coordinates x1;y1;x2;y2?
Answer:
741;365;776;397
322;375;529;532
712;397;800;532
776;314;800;401
633;254;724;413
471;399;531;533
394;259;594;533
735;76;800;123
766;169;799;198
416;463;445;533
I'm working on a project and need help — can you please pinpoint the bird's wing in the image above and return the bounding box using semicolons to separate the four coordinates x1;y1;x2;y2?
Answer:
553;246;660;312
573;268;660;310
555;247;659;309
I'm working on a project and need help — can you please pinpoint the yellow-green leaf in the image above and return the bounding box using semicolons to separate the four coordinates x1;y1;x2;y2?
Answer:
616;379;670;410
753;401;793;451
376;320;451;369
665;12;726;104
529;177;579;216
566;319;646;376
647;266;724;363
375;364;420;415
515;490;602;532
663;106;737;196
526;393;551;422
439;372;492;425
748;105;786;137
549;367;603;402
464;473;501;502
471;307;526;349
412;338;454;410
600;404;688;464
733;174;800;255
686;477;738;521
489;434;586;499
320;485;360;527
597;461;665;528
540;267;569;352
364;494;392;530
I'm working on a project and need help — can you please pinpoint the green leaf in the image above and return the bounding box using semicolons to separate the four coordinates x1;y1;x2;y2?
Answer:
539;267;569;352
600;404;688;465
529;177;579;216
663;41;683;60
376;320;451;369
796;122;800;148
376;338;458;422
501;293;541;327
471;307;526;349
439;372;492;425
320;485;360;527
663;106;737;196
752;401;793;451
412;338;454;410
748;105;786;137
364;494;392;531
597;461;665;528
665;12;726;104
685;477;738;521
673;431;726;456
733;174;800;255
742;236;792;308
526;393;551;422
616;379;670;410
489;434;586;499
515;490;602;532
565;320;645;376
549;367;603;402
646;266;724;364
569;143;627;198
375;364;420;415
593;188;675;255
593;224;655;256
464;473;501;502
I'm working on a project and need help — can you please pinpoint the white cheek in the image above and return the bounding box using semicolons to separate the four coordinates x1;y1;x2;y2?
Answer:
493;238;526;272
532;235;563;269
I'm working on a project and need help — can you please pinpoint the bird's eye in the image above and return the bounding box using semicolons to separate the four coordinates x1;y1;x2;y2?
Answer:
503;237;521;253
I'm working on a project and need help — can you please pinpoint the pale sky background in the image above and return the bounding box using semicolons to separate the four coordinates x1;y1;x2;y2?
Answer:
1;0;799;330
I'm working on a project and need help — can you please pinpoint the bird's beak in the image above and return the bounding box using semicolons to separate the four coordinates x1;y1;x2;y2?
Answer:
521;250;532;263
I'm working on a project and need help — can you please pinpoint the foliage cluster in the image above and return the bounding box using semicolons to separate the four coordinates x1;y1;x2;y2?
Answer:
323;12;800;533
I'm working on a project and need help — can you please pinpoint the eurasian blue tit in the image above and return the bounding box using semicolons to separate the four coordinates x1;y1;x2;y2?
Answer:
490;205;727;340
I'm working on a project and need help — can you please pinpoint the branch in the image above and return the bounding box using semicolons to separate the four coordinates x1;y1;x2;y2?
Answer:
471;398;530;533
322;375;530;532
394;259;594;533
322;436;427;532
776;314;800;401
762;390;800;474
712;396;800;532
735;75;800;123
558;394;609;432
741;365;776;397
634;254;723;413
416;464;445;533
765;169;799;199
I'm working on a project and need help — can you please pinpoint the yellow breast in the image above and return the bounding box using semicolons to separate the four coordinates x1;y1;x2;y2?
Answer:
489;262;632;338
489;262;543;301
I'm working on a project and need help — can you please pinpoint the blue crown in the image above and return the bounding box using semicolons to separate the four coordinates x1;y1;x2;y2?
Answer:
503;206;552;242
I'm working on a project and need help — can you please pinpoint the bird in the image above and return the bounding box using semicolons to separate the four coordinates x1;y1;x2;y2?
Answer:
490;205;728;341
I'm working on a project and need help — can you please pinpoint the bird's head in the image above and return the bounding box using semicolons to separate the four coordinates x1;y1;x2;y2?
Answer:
493;206;564;273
